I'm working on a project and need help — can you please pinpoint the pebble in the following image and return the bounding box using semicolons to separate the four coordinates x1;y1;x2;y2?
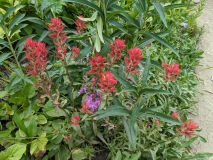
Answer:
211;76;213;82
194;0;200;3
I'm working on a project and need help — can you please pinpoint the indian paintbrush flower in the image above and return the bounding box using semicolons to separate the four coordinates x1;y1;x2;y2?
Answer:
75;16;86;34
23;38;48;76
71;46;81;59
88;54;106;76
70;115;80;126
176;120;198;137
108;38;126;63
48;17;67;59
99;71;117;93
124;47;143;75
162;62;180;82
172;112;179;119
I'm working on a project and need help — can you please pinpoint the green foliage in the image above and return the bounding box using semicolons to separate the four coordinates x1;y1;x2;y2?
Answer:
0;0;210;159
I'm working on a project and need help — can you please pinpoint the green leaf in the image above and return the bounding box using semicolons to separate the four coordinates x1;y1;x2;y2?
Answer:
110;68;136;91
3;5;25;21
38;30;51;41
0;38;9;48
69;35;91;40
109;19;128;34
0;52;11;64
122;118;136;150
93;105;130;120
97;16;104;43
64;0;104;18
138;0;148;13
114;150;122;160
141;58;163;69
30;133;48;155
0;130;10;139
141;56;150;86
182;136;198;148
2;143;26;160
130;99;147;126
78;11;98;22
153;2;167;27
37;115;47;124
164;3;194;10
106;10;126;22
0;90;8;99
8;13;26;31
46;108;66;117
56;145;71;160
10;24;28;37
97;132;108;145
27;116;37;137
71;148;87;160
139;88;170;95
144;32;179;57
94;33;101;52
13;113;27;134
137;32;169;48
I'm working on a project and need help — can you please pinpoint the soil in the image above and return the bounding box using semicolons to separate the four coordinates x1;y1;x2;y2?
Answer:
191;0;213;158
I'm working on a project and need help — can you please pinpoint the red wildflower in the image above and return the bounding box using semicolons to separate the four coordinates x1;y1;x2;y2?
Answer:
176;120;198;137
80;102;92;114
48;17;67;59
108;38;126;63
88;54;106;76
162;62;180;82
99;71;117;93
155;120;160;125
124;47;143;74
70;115;80;126
71;46;81;59
23;38;48;76
74;16;86;34
172;112;178;119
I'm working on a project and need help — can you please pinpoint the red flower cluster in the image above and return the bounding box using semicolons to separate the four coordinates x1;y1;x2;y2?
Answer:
99;71;117;93
172;112;178;119
23;38;48;76
88;54;106;76
71;46;81;59
162;62;180;82
108;38;126;63
80;102;92;114
48;17;67;59
74;16;86;34
177;120;198;137
70;115;80;126
124;47;143;74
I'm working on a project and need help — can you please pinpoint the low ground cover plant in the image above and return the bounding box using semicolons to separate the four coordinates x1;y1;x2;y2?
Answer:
0;0;212;160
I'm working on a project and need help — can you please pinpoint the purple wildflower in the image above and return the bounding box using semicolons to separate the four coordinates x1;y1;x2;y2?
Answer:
79;84;88;94
85;92;102;112
180;22;188;28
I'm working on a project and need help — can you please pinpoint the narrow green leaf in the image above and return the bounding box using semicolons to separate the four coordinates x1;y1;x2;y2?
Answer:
182;136;198;148
141;59;163;69
78;11;98;22
153;2;167;27
0;52;11;64
183;153;213;160
110;68;136;91
8;14;26;31
164;3;194;10
145;32;179;57
39;30;51;41
94;33;101;52
27;116;37;137
139;88;170;95
3;5;25;21
97;16;104;43
97;132;108;145
109;19;128;34
10;24;28;37
15;34;36;50
141;56;150;86
8;76;22;90
122;118;136;150
0;38;10;49
69;35;91;40
106;10;126;22
13;113;27;134
137;32;169;48
64;0;104;18
138;0;148;13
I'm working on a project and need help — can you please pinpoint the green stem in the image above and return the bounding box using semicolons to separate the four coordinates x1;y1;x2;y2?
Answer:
101;0;109;35
3;27;23;73
63;60;75;108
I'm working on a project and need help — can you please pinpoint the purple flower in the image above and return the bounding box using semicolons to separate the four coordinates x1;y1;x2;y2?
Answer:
78;84;88;94
180;22;188;28
85;92;102;112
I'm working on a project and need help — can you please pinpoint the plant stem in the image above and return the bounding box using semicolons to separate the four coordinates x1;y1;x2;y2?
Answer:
3;27;23;73
101;0;109;35
63;60;75;108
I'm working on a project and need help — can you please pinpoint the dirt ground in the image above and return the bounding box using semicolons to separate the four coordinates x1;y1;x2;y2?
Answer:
191;0;213;158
